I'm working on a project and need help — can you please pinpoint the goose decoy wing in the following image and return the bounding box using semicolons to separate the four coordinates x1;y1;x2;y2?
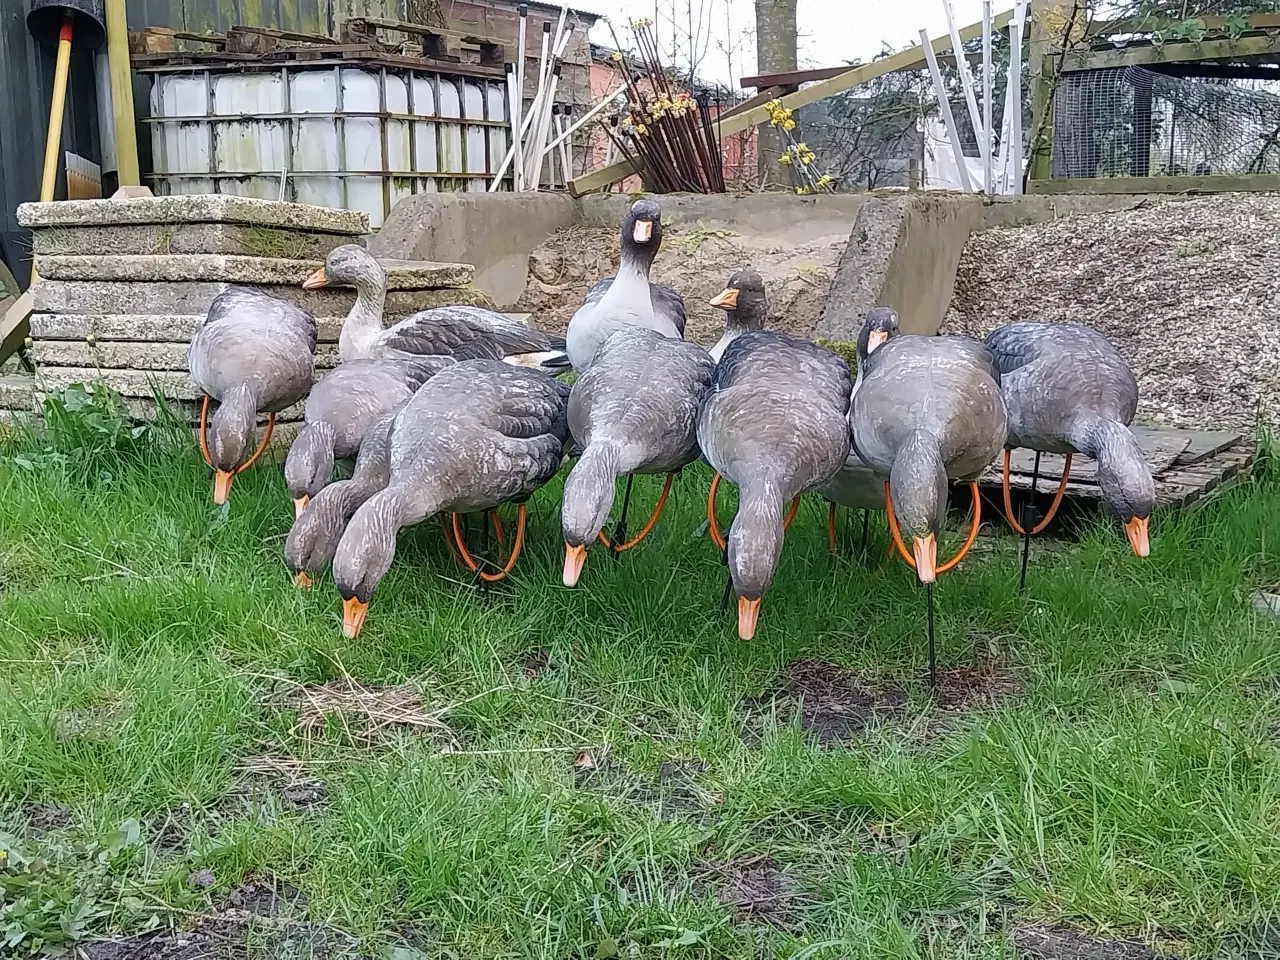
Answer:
381;307;562;361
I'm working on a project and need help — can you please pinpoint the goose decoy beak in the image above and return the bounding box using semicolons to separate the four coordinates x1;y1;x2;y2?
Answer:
293;570;312;589
301;266;330;289
737;597;761;640
633;219;653;242
912;534;937;584
213;469;234;505
342;595;369;638
867;330;889;353
563;543;587;587
294;495;309;519
1124;516;1150;558
709;287;738;310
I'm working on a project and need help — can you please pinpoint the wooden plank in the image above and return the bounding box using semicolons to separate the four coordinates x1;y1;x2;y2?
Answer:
569;9;1014;196
1028;174;1280;194
1152;428;1243;465
740;65;863;88
986;432;1191;486
1086;12;1280;36
1061;33;1280;71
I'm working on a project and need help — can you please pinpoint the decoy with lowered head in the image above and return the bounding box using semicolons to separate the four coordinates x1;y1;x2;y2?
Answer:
301;244;569;371
984;321;1153;588
284;357;436;518
561;326;715;586
187;288;317;505
817;306;902;555
331;360;570;638
697;270;852;640
565;198;686;372
851;330;1006;685
285;403;401;588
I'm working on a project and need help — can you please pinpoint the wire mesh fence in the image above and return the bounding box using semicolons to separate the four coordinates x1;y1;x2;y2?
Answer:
1051;65;1280;179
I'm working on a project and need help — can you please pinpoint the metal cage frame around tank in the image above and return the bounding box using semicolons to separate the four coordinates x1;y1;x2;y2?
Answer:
137;58;514;226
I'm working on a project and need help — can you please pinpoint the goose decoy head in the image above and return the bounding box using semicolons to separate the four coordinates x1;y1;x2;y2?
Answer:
621;198;664;261
889;433;949;583
284;481;350;589
1091;422;1155;557
302;244;384;292
205;384;259;505
331;489;404;638
561;446;619;586
859;306;901;358
709;269;767;328
284;421;337;518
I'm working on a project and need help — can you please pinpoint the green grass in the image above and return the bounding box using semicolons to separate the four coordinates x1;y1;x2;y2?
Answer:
1;394;1279;958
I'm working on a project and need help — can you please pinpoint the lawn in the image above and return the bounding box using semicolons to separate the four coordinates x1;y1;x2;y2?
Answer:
1;389;1279;959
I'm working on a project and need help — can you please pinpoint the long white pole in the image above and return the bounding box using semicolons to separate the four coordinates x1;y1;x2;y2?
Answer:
529;63;563;190
943;0;990;177
541;83;626;157
558;105;572;182
525;25;574;188
920;27;974;193
995;51;1014;191
514;4;528;189
982;0;993;195
1010;0;1026;193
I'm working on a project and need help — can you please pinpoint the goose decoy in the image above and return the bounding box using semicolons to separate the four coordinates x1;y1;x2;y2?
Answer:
817;307;902;555
187;288;317;505
331;360;570;638
697;271;852;640
301;244;569;370
984;321;1153;588
285;404;400;588
707;268;768;362
284;357;437;518
851;332;1006;685
565;198;686;372
561;326;714;586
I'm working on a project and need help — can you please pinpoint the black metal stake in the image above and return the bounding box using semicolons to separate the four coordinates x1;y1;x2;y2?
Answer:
860;509;870;557
719;545;734;615
927;581;937;691
1019;452;1041;593
609;473;635;561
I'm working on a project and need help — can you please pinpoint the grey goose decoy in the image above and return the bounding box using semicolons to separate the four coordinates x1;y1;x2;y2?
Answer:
984;322;1153;584
816;307;902;555
331;360;570;638
707;268;768;362
187;287;317;505
284;357;437;518
698;271;852;640
851;331;1006;684
561;325;715;586
301;244;570;371
565;198;686;373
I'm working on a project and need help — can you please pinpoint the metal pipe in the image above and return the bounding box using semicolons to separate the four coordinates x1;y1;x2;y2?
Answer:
982;0;994;195
942;0;990;177
1010;0;1026;194
104;0;140;185
920;27;974;193
514;4;527;189
94;50;117;177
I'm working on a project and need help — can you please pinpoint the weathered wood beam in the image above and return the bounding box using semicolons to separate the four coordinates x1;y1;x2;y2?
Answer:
1028;173;1280;194
1061;33;1280;70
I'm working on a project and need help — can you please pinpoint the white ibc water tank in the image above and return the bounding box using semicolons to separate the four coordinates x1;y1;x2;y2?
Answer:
146;63;510;228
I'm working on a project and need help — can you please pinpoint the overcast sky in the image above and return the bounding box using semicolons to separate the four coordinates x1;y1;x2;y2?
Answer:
584;0;990;86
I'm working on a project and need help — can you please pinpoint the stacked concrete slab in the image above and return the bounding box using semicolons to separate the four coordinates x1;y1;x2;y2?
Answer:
5;195;493;426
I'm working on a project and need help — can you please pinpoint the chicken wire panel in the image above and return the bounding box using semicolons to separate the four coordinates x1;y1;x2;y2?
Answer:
1051;66;1280;179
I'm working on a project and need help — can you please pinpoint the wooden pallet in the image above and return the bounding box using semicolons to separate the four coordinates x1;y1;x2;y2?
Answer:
975;426;1255;512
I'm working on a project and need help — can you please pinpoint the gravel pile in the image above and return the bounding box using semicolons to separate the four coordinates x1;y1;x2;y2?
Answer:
941;194;1280;432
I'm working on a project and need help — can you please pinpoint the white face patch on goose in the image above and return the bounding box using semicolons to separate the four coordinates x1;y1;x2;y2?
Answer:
633;219;653;242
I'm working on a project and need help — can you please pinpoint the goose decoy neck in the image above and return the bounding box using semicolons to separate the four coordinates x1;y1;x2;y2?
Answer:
562;442;621;550
726;475;789;631
284;420;338;517
857;307;901;370
619;199;664;275
304;245;387;359
888;432;948;582
284;475;368;587
1071;417;1154;556
207;384;259;502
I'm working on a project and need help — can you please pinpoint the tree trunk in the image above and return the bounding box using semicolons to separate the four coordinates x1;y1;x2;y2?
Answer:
754;0;798;188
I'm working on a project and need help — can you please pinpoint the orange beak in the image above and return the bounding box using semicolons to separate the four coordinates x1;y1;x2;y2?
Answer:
632;219;653;242
1124;516;1150;558
301;265;330;289
293;570;312;589
563;542;587;587
867;330;888;353
737;596;761;640
912;534;937;584
341;595;369;638
212;470;234;505
710;287;739;310
294;495;309;519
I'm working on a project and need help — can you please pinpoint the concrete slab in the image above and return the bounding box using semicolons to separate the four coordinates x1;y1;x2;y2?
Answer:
33;366;326;403
34;254;475;288
18;195;368;234
29;340;341;372
31;223;361;259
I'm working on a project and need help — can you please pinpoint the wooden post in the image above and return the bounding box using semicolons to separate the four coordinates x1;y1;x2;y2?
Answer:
104;0;140;187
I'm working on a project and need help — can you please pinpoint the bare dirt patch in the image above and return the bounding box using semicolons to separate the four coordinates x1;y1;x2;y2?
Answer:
22;803;71;832
515;221;846;348
690;855;811;930
573;751;720;821
943;194;1280;432
518;646;560;678
744;659;906;746
1013;923;1165;960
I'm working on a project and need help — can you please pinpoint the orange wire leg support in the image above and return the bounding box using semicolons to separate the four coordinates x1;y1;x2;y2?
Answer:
198;396;276;472
1001;449;1072;536
451;504;526;582
827;502;838;555
884;481;982;576
707;473;800;552
597;473;674;553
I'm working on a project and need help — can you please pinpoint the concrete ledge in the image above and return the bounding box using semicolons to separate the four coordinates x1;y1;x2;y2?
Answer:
35;254;475;288
31;223;361;259
578;191;870;238
18;195;369;234
28;340;341;372
30;366;329;404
